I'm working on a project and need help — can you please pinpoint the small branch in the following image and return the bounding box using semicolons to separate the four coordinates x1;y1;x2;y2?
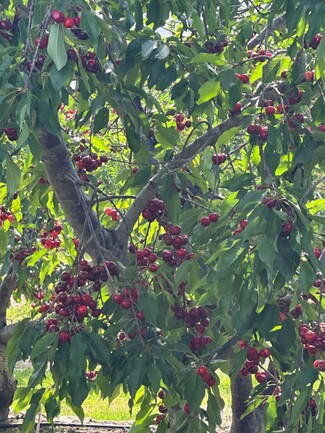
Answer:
247;15;286;50
299;175;325;205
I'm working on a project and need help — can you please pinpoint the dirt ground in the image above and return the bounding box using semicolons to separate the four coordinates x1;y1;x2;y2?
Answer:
3;412;231;433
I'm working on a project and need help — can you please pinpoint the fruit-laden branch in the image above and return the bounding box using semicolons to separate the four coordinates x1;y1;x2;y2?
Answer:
117;116;243;236
0;267;16;330
38;129;128;263
247;15;286;50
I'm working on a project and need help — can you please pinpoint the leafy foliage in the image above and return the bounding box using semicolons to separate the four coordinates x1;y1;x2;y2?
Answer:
0;1;324;432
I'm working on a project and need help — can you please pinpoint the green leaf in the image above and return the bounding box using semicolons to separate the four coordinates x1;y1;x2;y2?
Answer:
141;40;157;60
155;124;181;149
47;25;67;71
128;357;147;399
80;11;100;46
299;261;315;294
217;126;241;146
290;387;311;426
6;156;21;196
257;236;276;267
265;397;277;433
31;332;57;360
93;107;109;134
197;80;220;105
220;173;255;191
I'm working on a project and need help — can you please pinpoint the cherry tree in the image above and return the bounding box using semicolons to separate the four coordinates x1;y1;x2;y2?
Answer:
0;1;324;432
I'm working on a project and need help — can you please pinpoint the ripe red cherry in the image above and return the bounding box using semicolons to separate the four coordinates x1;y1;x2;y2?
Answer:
74;16;81;27
258;128;268;140
265;106;276;115
259;348;270;358
158;390;165;399
64;17;75;28
231;102;242;114
59;331;70;343
176;122;186;131
120;298;132;309
239;74;249;84
112;293;123;304
281;70;287;78
185;120;192;128
255;372;268;384
277;104;287;114
200;217;211;227
304;70;314;82
184;403;190;414
175;114;185;123
36;35;48;49
136;311;145;321
206;376;216;387
51;9;65;23
239;219;248;230
247;346;260;362
304;330;317;343
197;365;209;378
209;212;219;222
247;124;257;134
238;340;249;350
77;305;88;317
149;263;159;273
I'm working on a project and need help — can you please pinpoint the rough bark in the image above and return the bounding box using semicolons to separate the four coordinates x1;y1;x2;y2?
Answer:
230;374;264;433
38;129;128;263
0;344;16;422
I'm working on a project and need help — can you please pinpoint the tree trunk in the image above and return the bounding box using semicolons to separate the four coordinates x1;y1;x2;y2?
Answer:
0;344;16;422
230;374;264;433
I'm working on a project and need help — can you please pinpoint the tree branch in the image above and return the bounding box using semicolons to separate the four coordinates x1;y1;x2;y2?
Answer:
117;116;243;236
247;15;286;50
38;129;128;263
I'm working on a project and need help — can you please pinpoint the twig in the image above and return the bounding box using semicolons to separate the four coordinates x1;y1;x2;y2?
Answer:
299;175;325;205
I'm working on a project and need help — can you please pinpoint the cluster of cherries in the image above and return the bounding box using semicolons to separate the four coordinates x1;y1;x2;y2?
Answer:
3;127;19;141
0;15;19;43
204;38;228;54
200;212;219;227
298;323;325;364
238;341;271;384
112;287;140;311
39;259;118;342
246;123;269;140
0;205;15;226
262;196;294;238
196;365;216;387
11;235;36;264
160;224;194;266
104;207;120;221
73;146;108;172
247;49;273;61
40;223;62;250
142;198;167;223
129;246;159;272
81;51;100;73
174;113;192;131
233;219;248;236
51;9;89;40
50;9;81;28
172;304;212;353
212;153;227;166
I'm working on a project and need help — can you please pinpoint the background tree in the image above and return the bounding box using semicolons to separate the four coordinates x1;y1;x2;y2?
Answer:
0;1;324;432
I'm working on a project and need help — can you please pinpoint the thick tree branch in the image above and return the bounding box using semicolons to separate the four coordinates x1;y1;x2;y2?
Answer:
38;129;128;263
117;116;243;236
0;324;16;345
247;15;286;50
